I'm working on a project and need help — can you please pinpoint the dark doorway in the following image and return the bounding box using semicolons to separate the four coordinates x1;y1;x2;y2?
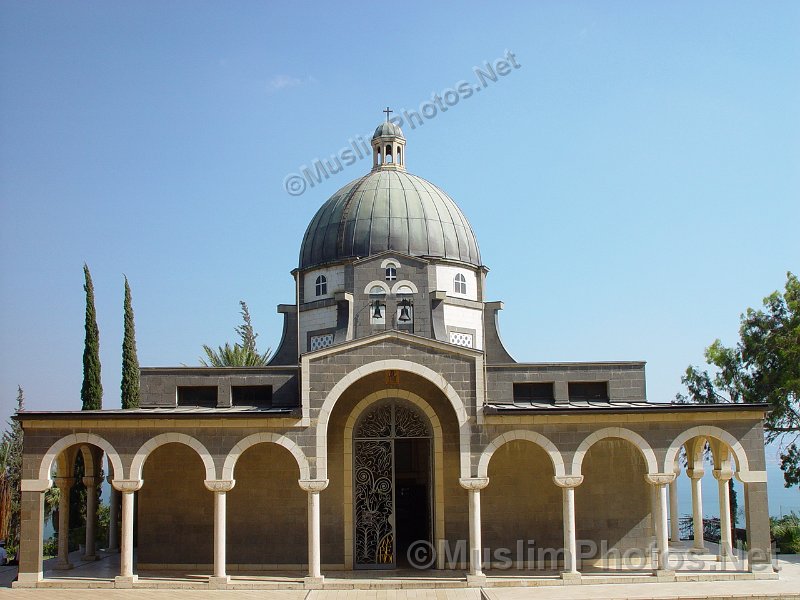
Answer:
394;437;432;567
353;400;433;569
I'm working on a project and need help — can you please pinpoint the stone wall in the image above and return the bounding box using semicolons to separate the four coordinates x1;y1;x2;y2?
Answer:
227;443;308;566
137;443;213;566
576;439;652;560
482;440;563;566
486;362;647;405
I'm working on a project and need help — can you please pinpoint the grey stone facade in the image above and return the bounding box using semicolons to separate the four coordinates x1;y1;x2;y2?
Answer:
11;117;776;589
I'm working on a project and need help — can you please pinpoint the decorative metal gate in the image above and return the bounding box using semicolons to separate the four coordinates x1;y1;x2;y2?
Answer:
353;400;431;569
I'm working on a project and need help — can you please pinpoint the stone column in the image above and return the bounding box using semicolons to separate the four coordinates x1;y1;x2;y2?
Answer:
460;477;489;585
16;481;49;586
687;468;708;553
112;480;143;587
107;476;119;552
554;475;583;581
53;476;73;570
669;466;681;542
646;473;675;576
713;469;734;561
205;480;235;587
299;479;329;587
82;476;101;561
742;479;772;572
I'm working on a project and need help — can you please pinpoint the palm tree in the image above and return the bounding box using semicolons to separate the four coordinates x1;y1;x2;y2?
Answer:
200;301;271;366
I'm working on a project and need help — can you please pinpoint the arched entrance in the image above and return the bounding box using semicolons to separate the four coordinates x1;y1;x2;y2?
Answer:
353;399;433;569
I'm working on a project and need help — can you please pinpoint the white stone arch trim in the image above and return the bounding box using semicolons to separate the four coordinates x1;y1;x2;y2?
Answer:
364;280;390;295
130;433;217;481
38;433;124;483
663;425;752;477
79;445;97;477
221;432;311;481
571;427;659;476
315;358;470;480
343;390;446;569
478;430;566;479
391;280;418;294
380;258;400;270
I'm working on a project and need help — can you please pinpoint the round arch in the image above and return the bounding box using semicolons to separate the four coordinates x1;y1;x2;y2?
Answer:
391;280;419;294
571;427;659;476
38;433;124;482
663;425;751;475
130;433;216;481
221;432;311;481
315;358;469;479
363;280;391;295
478;430;566;479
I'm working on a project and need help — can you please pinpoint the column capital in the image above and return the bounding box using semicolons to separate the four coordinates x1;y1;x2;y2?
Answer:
672;464;682;476
713;469;734;482
205;479;236;492
687;468;705;480
299;479;329;492
21;478;52;492
112;479;143;493
645;473;676;486
52;477;73;491
459;477;489;490
82;476;102;488
553;475;583;488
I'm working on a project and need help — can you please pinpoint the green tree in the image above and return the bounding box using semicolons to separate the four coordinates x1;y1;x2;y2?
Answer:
200;301;271;367
81;264;102;410
677;272;800;487
0;386;24;556
121;276;140;409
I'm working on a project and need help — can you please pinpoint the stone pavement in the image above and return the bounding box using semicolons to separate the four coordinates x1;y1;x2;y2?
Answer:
1;553;799;599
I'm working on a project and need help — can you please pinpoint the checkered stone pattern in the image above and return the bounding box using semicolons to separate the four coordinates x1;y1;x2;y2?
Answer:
310;333;334;351
449;331;474;348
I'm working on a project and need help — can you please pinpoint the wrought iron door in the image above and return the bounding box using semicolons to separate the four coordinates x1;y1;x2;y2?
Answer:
353;400;431;569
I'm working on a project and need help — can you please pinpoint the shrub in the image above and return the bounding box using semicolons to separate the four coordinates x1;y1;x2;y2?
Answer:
771;513;800;554
42;536;58;559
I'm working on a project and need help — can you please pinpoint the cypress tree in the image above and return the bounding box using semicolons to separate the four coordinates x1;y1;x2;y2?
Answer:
121;276;140;408
81;263;102;410
2;386;24;556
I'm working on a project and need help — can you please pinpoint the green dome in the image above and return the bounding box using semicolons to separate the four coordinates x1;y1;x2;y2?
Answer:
299;169;481;269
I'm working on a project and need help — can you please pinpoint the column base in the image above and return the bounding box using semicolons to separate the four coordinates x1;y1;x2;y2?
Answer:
13;572;43;587
81;554;99;562
716;553;734;562
114;575;138;588
560;571;581;582
304;576;325;589
208;575;230;589
689;546;710;554
466;573;487;586
653;569;676;581
749;560;777;574
53;560;73;570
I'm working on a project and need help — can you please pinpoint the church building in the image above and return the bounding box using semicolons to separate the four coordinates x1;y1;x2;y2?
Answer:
14;116;774;590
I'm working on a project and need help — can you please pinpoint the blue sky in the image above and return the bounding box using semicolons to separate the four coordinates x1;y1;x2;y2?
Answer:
1;2;798;512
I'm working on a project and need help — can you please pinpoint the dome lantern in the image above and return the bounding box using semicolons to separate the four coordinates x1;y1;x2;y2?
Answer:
372;107;406;171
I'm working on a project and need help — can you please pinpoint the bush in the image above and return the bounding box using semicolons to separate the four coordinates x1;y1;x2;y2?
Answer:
771;513;800;554
42;536;58;559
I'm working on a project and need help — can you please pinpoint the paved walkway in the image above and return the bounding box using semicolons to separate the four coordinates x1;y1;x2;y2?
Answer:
0;552;798;598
